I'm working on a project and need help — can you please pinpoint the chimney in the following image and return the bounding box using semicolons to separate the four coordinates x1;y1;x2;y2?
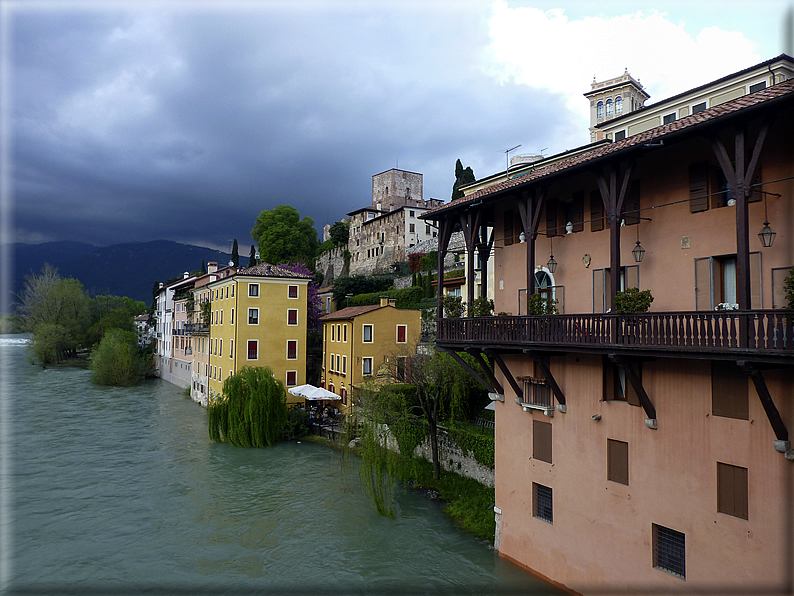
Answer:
379;296;389;307
183;271;189;279
207;262;218;274
388;299;396;307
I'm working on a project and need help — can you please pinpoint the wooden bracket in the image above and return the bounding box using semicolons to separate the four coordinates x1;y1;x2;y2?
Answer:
610;355;657;428
525;351;567;412
484;350;524;400
738;362;792;458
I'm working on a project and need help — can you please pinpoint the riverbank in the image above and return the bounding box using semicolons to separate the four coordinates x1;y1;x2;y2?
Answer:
303;434;496;542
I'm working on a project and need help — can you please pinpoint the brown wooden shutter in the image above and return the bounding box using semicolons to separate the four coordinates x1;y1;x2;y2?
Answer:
689;162;710;212
694;257;713;311
545;199;559;237
533;420;552;463
572;191;584;232
712;361;749;419
717;462;748;519
607;439;629;485
590;190;604;232
624;180;640;225
504;210;514;246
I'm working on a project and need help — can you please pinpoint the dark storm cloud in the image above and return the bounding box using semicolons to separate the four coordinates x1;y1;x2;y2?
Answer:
10;4;568;249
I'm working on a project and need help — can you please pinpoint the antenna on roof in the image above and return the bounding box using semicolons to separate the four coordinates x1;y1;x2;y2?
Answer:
503;144;521;181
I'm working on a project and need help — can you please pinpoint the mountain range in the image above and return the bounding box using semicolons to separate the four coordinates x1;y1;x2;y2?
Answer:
7;240;234;310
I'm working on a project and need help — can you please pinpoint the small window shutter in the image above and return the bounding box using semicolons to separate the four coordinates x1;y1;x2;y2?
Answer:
623;180;640;225
533;420;552;463
590;191;604;232
750;252;762;309
572;191;584;232
545;199;559;237
694;257;713;310
717;462;748;519
689;162;710;212
607;439;629;485
603;357;615;400
504;210;514;246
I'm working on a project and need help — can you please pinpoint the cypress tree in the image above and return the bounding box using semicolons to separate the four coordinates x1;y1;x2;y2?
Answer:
201;260;207;274
232;239;240;268
248;244;257;267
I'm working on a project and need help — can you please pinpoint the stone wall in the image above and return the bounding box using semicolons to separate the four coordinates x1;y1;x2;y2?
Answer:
315;245;347;284
413;430;495;488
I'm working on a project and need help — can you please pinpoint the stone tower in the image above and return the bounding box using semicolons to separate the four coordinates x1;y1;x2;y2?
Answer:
371;169;424;212
584;69;649;142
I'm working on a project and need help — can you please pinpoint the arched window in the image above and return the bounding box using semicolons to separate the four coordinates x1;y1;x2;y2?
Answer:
597;101;604;118
606;99;613;117
615;96;623;115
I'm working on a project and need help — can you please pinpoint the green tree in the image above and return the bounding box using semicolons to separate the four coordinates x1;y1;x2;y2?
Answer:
329;220;350;246
251;205;318;265
18;264;90;363
331;275;394;305
452;159;476;200
207;366;288;447
83;295;147;348
232;239;240;268
201;260;206;274
89;329;147;386
248;244;257;267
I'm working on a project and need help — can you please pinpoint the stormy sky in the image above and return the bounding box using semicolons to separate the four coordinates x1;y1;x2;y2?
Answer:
5;1;791;250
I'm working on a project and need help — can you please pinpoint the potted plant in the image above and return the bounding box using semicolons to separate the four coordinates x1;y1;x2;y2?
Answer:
528;293;558;315
614;288;653;314
469;297;494;317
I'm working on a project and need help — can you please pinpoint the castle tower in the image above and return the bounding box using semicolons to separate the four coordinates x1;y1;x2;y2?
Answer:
371;169;423;212
584;69;649;142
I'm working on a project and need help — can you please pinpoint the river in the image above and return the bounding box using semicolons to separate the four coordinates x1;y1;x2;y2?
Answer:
1;335;557;594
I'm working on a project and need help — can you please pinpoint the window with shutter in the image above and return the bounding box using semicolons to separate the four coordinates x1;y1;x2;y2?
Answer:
545;199;559;237
533;420;552;463
717;462;748;520
712;362;748;419
607;439;629;485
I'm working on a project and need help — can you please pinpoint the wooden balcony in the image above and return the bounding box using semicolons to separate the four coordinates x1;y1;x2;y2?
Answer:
437;311;794;363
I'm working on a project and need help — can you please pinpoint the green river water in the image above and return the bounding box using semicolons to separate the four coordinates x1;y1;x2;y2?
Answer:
1;335;558;595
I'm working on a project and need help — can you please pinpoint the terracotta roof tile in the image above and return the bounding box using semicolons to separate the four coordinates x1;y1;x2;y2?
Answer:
319;304;383;320
424;78;794;217
235;263;312;279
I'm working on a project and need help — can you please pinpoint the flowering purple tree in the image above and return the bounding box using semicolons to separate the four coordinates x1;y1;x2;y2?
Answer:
278;262;322;331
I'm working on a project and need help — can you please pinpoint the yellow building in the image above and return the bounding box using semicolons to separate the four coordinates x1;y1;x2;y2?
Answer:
206;263;310;405
320;297;421;416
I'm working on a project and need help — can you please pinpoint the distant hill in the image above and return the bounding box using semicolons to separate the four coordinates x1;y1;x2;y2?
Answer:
9;240;233;309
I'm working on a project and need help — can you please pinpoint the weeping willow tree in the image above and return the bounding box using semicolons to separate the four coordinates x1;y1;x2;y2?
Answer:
207;366;287;447
355;352;488;516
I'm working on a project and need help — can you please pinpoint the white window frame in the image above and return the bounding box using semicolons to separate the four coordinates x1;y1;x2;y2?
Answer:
287;340;298;360
248;308;259;325
247;340;258;361
286;370;298;387
287;309;298;326
396;325;407;344
363;324;373;343
362;357;373;376
288;285;299;299
249;283;259;297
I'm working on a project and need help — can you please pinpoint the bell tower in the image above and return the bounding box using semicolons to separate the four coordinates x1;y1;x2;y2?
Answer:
584;69;649;142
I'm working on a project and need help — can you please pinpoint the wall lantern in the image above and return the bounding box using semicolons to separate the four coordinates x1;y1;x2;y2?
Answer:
547;236;557;273
758;194;776;247
758;222;776;247
632;240;646;263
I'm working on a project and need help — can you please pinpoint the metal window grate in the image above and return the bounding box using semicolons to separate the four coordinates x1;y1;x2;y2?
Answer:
653;524;685;579
533;483;553;524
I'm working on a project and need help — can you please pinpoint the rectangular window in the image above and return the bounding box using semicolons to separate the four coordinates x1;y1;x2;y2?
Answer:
362;357;373;376
593;266;639;313
247;340;258;360
287;340;297;360
532;483;553;524
219;339;222;356
614;130;626;142
249;283;259;297
749;81;766;93
331;325;335;342
692;101;707;114
533;420;552;463
336;324;341;342
230;339;233;358
329;353;335;372
426;224;430;234
230;308;234;324
694;253;762;310
409;223;415;233
712;362;748;419
343;324;347;342
287;309;298;325
336;355;340;372
286;371;297;387
231;286;234;297
607;439;629;485
220;310;223;324
603;358;642;405
772;267;794;308
689;162;710;213
663;112;676;125
342;355;347;375
564;191;584;233
653;524;686;579
363;324;373;343
288;285;298;298
248;308;259;325
225;287;228;299
717;462;748;520
396;325;407;343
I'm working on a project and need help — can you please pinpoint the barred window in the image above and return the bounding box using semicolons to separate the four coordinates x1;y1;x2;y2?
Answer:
653;524;685;579
533;483;553;524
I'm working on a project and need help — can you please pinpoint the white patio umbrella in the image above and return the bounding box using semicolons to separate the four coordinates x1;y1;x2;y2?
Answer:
288;384;342;401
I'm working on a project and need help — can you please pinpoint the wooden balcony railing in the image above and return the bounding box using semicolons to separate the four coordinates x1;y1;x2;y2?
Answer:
437;310;794;355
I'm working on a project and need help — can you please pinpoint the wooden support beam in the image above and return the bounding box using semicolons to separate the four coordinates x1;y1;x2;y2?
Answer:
740;364;789;444
436;218;454;322
596;162;633;318
610;355;657;427
437;347;496;395
528;354;566;409
517;188;545;307
485;350;524;400
466;348;503;395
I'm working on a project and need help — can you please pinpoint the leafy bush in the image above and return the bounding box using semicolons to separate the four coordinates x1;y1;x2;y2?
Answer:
332;275;394;305
440;295;465;318
89;329;147;386
348;286;424;309
449;426;495;469
408;254;424;273
284;406;310;439
419;251;438;272
468;297;494;317
614;288;654;314
784;268;794;309
528;293;558;315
